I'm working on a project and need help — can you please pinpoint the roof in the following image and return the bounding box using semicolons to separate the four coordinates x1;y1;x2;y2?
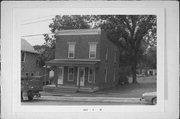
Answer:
55;28;101;36
45;59;100;66
21;39;39;54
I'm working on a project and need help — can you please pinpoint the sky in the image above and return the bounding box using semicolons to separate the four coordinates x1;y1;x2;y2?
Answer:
20;10;58;46
21;16;54;46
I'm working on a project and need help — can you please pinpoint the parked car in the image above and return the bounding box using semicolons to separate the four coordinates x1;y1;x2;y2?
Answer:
21;76;43;101
140;92;157;105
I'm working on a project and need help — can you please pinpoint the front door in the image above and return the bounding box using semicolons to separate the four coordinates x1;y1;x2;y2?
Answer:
78;67;85;86
58;67;64;84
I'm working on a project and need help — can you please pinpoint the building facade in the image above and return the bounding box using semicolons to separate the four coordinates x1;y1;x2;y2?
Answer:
45;29;120;92
21;39;47;84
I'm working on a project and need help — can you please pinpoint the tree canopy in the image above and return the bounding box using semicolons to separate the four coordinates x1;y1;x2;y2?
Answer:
49;15;91;33
91;15;157;83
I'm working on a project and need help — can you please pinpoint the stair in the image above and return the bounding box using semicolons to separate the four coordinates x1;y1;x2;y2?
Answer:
43;85;100;93
78;86;99;93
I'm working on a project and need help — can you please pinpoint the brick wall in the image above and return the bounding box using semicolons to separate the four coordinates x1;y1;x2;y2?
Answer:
55;35;101;59
97;30;120;89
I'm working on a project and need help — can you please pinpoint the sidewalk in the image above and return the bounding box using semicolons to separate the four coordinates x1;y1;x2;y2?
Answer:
39;91;141;103
37;95;140;103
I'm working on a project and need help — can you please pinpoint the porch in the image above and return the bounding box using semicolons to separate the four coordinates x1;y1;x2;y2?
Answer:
45;59;100;92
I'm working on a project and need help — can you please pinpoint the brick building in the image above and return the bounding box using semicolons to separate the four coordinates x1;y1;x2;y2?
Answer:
45;29;120;92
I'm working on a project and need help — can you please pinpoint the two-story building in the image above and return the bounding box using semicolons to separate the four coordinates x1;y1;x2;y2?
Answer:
21;39;48;84
45;29;120;92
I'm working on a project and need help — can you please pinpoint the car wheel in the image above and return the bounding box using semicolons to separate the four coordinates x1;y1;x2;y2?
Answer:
152;97;157;105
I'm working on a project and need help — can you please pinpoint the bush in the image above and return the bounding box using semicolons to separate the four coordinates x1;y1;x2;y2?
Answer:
118;74;129;85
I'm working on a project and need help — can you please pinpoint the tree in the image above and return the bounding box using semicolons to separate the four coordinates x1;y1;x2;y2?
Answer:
92;15;157;83
33;42;55;66
143;46;157;69
49;15;91;33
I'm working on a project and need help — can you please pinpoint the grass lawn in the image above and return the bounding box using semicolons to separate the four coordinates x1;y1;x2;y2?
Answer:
94;76;157;98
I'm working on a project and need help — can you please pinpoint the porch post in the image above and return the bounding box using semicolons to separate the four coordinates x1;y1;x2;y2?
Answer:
91;67;95;90
45;65;47;85
77;67;80;92
55;66;58;87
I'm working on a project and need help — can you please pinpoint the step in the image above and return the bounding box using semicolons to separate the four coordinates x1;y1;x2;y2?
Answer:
78;88;99;93
44;86;77;93
43;85;99;93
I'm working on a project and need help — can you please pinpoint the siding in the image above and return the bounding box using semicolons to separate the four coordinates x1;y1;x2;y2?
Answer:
21;51;45;76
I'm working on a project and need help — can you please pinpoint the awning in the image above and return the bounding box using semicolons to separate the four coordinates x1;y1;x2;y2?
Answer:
45;59;100;67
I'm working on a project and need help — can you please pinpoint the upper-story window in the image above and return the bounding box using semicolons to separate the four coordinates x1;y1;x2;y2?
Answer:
89;42;97;59
68;42;76;58
21;52;25;62
36;59;40;67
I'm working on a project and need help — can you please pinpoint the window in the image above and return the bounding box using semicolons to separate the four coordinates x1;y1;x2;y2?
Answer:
105;48;108;61
25;72;29;77
105;68;108;83
21;52;25;62
21;64;24;71
36;59;40;67
36;72;39;76
88;68;93;83
68;67;74;81
68;42;75;58
31;73;34;76
89;42;97;59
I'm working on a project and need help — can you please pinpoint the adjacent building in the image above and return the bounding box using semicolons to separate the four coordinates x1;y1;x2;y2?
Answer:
45;29;120;92
21;39;48;84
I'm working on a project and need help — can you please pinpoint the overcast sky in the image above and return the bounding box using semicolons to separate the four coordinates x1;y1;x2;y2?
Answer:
20;9;59;46
21;16;55;46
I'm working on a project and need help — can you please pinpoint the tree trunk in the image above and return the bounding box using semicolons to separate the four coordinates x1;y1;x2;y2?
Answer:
132;56;138;84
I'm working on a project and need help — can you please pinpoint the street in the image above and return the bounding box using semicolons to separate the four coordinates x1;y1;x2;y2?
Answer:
21;93;150;105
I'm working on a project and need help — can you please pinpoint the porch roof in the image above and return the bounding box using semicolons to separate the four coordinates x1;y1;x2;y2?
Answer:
45;59;100;67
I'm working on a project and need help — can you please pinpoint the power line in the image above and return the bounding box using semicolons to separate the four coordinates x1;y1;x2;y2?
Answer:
23;15;56;22
21;18;53;25
21;33;54;38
